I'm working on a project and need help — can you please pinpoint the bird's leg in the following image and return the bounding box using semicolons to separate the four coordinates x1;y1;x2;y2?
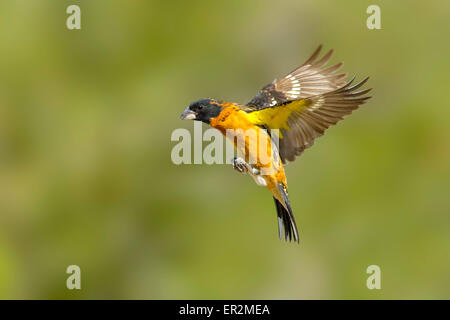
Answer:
231;157;251;174
232;157;267;186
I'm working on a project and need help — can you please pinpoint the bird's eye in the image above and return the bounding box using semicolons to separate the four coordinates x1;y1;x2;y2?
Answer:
197;105;203;110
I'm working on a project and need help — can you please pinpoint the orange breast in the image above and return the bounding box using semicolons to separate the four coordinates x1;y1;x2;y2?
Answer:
210;105;255;132
210;106;286;183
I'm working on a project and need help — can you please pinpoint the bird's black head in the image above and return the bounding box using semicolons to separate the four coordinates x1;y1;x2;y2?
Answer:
180;98;223;124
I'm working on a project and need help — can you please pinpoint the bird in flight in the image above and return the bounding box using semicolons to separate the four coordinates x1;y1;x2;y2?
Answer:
180;45;371;243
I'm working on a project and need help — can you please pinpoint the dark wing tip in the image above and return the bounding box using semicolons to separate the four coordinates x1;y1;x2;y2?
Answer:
315;44;323;54
302;44;323;66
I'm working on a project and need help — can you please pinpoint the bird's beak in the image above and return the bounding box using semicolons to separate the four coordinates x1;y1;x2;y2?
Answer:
180;108;197;120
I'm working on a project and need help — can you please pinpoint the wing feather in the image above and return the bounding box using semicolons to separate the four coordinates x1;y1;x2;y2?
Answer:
243;46;371;163
246;45;347;109
279;77;372;163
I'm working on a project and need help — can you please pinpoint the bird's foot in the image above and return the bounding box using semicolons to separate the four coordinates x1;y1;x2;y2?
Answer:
232;157;249;174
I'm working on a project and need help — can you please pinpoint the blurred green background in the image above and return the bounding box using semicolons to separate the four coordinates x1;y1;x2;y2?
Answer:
0;0;449;299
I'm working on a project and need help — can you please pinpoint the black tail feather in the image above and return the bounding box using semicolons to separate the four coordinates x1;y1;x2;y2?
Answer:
273;186;299;243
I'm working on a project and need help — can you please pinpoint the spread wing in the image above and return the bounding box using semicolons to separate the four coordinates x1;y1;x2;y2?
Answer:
245;78;372;163
246;45;347;110
275;77;371;163
244;46;371;164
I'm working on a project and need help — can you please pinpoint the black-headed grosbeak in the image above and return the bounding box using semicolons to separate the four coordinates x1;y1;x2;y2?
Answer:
180;45;371;243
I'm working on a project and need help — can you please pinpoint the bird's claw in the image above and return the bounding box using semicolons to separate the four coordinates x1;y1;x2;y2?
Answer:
232;157;248;174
